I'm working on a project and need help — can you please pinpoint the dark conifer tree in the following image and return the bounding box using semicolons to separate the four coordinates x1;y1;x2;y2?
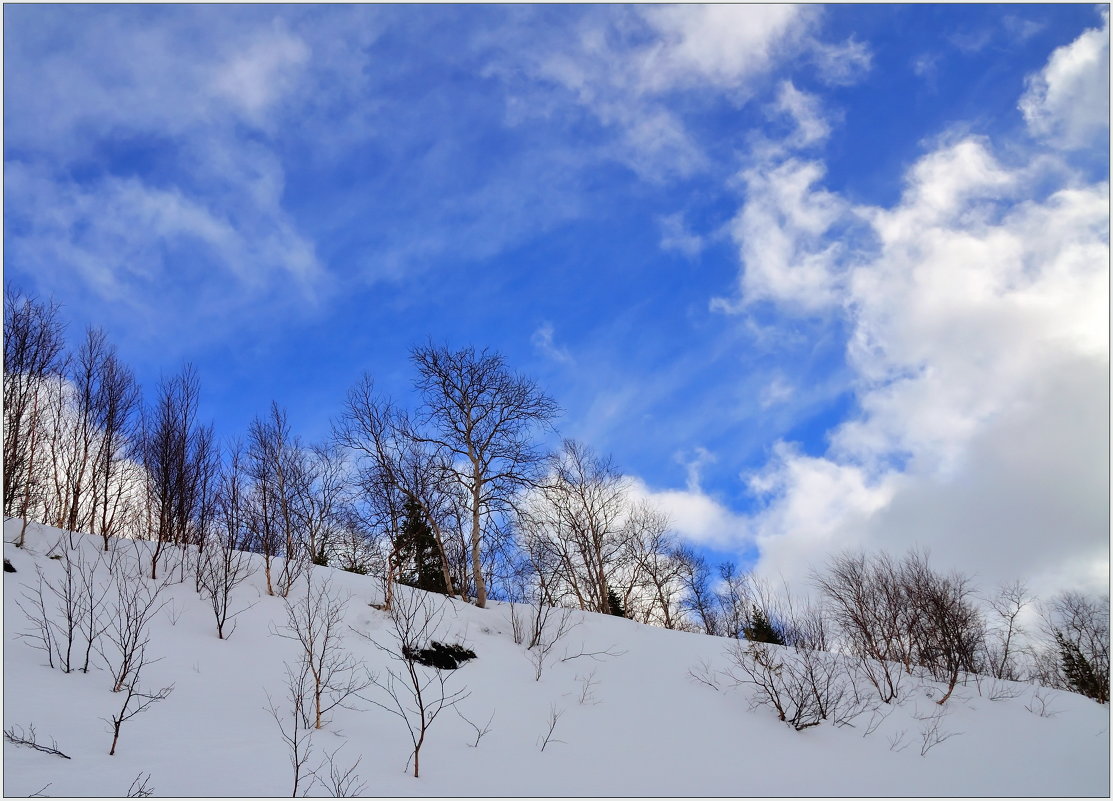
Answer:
743;605;786;646
394;497;449;595
606;587;627;618
1056;630;1110;703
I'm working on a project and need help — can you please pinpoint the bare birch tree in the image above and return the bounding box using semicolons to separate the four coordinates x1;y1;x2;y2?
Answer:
3;288;67;546
408;344;558;609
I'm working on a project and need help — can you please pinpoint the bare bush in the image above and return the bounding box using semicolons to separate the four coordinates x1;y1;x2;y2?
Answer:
913;705;961;757
687;658;722;692
274;573;371;729
16;543;110;674
311;744;367;797
1025;686;1060;718
266;661;316;797
537;704;565;752
198;445;256;639
101;552;170;693
106;642;174;755
725;639;865;732
126;773;155;798
455;707;495;747
357;588;471;777
4;723;70;759
526;606;578;681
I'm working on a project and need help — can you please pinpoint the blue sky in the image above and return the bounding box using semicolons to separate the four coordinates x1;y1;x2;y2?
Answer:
4;4;1108;597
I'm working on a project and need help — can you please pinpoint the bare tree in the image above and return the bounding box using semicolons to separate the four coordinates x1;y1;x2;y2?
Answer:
1041;591;1110;703
334;375;463;607
140;366;215;581
814;551;914;703
900;552;984;705
274;572;371;729
199;445;256;639
101;550;171;693
3;287;67;546
356;587;471;778
106;642;174;755
519;440;627;615
675;545;722;636
88;342;142;550
245;403;307;596
266;661;316;797
409;344;559;608
983;580;1033;681
292;443;347;568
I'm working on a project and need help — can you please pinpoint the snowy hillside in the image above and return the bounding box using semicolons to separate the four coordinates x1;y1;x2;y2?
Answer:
3;521;1109;798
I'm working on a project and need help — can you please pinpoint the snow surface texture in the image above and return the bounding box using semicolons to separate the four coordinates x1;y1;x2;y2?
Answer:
3;520;1109;797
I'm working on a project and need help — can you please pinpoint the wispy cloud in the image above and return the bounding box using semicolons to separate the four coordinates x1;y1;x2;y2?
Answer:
531;322;574;365
657;213;704;259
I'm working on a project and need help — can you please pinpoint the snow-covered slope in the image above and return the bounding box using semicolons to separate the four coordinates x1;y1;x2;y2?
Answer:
3;521;1109;797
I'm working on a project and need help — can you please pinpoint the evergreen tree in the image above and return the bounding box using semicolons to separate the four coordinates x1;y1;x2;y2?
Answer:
743;605;786;646
394;498;449;595
606;587;627;618
1056;630;1110;703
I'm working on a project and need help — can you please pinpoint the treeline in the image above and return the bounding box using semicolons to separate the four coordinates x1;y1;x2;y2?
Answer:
3;287;1108;705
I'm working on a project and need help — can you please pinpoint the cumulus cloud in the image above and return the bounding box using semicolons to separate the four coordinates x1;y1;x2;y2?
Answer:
626;475;751;550
739;139;1108;597
713;158;850;314
725;22;1110;600
636;4;808;93
1019;8;1110;150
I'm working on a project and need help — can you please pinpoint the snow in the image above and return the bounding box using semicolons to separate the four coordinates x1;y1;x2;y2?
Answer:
3;520;1109;797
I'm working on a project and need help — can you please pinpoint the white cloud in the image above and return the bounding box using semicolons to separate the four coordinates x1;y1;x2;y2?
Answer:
637;5;809;93
736;137;1108;596
626;476;751;550
505;5;864;180
759;374;795;409
770;81;831;148
1020;8;1110;149
716;21;1110;599
658;212;704;258
713;158;849;314
809;36;872;86
211;23;310;120
531;322;574;365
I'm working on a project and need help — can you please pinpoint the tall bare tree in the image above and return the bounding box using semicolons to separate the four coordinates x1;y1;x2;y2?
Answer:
3;287;67;546
334;376;463;607
245;402;306;596
408;345;558;609
89;338;142;549
518;440;626;614
140;365;215;580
